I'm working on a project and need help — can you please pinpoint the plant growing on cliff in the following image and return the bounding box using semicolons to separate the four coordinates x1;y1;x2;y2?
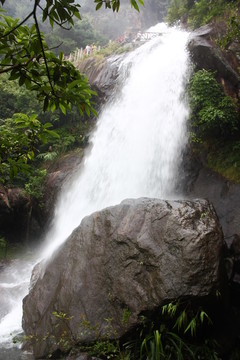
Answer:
219;2;240;49
25;169;47;202
21;300;220;359
166;0;239;29
188;70;239;140
187;0;226;29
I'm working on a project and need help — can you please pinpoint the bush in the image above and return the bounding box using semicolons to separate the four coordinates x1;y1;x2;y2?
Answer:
25;169;47;202
189;70;239;139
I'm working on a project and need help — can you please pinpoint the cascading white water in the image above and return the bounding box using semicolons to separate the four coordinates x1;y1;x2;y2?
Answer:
42;23;190;258
0;23;190;356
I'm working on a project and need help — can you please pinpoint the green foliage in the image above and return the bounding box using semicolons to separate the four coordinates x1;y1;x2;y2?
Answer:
165;0;188;26
0;113;59;182
122;308;132;326
52;311;73;321
0;10;95;115
25;169;47;201
166;0;239;30
188;0;226;28
21;300;220;360
96;40;131;59
94;0;144;12
0;73;94;185
0;0;142;183
0;74;40;119
219;1;240;48
0;0;142;114
40;121;91;157
83;339;120;359
140;327;193;360
189;70;239;139
139;301;219;360
46;17;108;54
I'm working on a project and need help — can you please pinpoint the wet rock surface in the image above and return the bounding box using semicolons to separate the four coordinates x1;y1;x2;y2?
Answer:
187;25;240;99
182;158;240;240
41;149;85;226
77;55;125;102
22;197;223;358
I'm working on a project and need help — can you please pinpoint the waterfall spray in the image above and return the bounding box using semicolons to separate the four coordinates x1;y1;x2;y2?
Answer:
0;23;190;354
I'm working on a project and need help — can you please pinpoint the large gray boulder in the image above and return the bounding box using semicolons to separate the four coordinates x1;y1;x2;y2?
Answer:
22;198;224;358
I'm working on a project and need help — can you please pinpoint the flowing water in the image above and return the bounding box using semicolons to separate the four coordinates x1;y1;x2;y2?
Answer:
0;23;190;358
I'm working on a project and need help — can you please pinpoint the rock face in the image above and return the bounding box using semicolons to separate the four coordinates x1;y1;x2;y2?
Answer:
41;149;85;226
187;25;240;99
179;146;240;241
77;55;125;103
22;197;223;358
0;150;85;244
0;186;31;244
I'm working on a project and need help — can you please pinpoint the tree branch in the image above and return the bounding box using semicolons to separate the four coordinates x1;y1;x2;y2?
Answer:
33;2;56;96
0;56;36;74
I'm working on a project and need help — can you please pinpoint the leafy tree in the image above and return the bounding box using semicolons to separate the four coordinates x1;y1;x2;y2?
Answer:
0;0;144;182
0;1;95;115
0;0;143;114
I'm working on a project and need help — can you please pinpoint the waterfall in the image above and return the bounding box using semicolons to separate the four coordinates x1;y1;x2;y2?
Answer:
0;23;190;355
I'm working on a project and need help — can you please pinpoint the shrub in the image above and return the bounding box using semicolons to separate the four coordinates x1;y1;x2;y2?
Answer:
25;169;47;202
189;70;239;139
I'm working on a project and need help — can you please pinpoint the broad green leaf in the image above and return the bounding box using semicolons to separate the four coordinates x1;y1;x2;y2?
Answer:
59;102;66;114
96;2;103;11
